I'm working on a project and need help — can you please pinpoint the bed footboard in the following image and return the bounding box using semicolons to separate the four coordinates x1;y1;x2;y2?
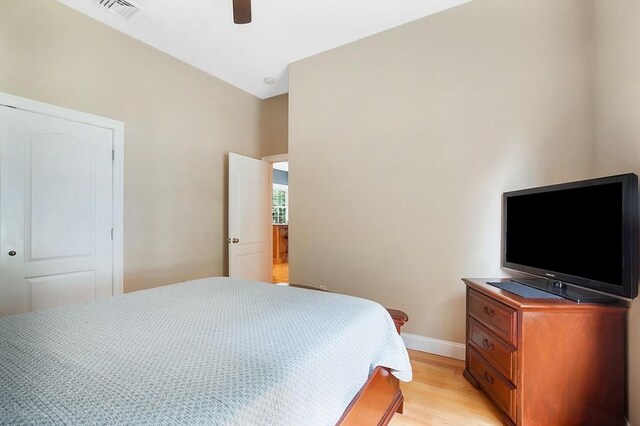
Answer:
335;366;403;426
336;308;409;426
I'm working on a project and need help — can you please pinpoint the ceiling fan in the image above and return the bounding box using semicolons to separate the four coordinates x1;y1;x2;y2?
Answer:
233;0;251;24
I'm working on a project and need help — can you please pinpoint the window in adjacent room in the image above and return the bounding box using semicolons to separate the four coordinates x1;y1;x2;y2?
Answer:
272;184;288;225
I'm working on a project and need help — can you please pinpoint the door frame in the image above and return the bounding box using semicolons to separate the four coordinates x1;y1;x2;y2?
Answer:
262;154;288;164
0;92;124;296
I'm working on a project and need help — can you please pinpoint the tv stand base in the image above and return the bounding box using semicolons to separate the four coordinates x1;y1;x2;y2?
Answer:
508;278;621;303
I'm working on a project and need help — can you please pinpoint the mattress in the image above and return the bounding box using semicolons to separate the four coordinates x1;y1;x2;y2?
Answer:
0;277;412;425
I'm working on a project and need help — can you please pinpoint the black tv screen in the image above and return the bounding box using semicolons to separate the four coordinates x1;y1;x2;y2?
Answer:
503;174;638;300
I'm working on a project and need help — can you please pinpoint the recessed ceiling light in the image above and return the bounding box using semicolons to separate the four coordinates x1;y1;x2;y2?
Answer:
263;77;276;85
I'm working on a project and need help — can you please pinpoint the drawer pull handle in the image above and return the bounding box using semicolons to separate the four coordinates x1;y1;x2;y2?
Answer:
483;306;495;317
482;338;495;351
483;371;494;384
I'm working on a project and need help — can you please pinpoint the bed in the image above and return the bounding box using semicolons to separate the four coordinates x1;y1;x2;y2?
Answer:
0;277;412;425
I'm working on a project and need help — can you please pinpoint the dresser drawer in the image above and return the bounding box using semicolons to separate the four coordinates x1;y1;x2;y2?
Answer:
468;347;516;422
468;290;517;345
469;318;517;383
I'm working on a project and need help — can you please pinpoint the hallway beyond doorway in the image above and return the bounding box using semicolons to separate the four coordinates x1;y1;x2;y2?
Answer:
272;262;289;283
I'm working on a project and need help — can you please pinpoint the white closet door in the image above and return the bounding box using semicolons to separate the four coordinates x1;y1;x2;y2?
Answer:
228;153;272;282
0;106;114;316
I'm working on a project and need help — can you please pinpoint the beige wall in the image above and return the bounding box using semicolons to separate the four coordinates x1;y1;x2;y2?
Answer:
289;0;595;343
592;2;640;424
260;94;289;157
0;0;263;292
289;1;593;342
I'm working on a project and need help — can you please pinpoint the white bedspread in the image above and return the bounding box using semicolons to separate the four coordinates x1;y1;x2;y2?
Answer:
0;277;412;425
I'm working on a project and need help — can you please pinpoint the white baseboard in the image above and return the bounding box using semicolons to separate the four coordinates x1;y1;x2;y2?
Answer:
401;332;466;360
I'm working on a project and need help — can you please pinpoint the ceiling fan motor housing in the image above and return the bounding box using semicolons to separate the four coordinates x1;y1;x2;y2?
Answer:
233;0;251;24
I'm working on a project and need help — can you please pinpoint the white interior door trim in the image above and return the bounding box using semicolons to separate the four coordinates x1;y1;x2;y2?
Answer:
0;92;124;296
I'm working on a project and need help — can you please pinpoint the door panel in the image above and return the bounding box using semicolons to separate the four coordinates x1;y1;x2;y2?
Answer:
238;170;266;244
0;107;113;316
28;134;95;261
27;270;96;312
228;153;271;282
237;251;268;282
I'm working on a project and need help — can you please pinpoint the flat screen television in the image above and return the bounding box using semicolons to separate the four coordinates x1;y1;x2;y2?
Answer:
502;173;638;302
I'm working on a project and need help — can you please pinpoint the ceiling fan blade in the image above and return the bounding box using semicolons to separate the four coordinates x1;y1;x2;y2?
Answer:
233;0;251;24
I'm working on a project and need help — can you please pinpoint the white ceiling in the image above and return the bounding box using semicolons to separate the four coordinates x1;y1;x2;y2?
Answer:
58;0;471;99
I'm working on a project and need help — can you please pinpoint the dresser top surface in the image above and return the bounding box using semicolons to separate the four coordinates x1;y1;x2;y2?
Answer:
463;278;628;312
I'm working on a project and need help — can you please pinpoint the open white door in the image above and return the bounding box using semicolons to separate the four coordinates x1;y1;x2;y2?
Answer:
228;153;272;282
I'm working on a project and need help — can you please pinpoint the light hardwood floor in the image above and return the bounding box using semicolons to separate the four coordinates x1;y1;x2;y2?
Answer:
272;262;289;283
390;350;502;426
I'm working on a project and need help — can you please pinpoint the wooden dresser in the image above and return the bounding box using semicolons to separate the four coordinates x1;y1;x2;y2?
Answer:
462;278;628;426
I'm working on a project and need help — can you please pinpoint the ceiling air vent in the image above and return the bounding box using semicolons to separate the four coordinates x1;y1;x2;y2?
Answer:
97;0;138;20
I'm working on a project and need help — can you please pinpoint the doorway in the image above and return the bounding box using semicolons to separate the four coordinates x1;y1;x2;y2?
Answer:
263;154;289;284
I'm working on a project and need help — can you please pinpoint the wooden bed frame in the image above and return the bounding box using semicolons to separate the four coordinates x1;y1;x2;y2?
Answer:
336;365;403;426
336;309;408;426
287;285;409;426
